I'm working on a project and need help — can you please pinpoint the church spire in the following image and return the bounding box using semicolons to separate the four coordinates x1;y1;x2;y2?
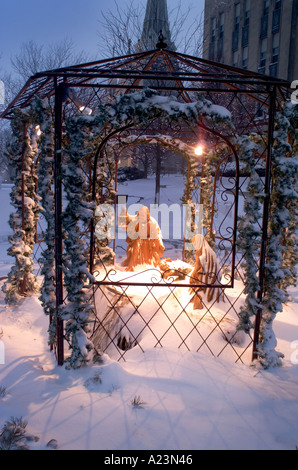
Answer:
139;0;176;51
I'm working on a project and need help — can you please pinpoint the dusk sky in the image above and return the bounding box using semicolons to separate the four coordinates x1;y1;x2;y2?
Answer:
0;0;205;74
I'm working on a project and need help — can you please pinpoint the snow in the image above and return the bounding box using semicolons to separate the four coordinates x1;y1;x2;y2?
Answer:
0;177;298;451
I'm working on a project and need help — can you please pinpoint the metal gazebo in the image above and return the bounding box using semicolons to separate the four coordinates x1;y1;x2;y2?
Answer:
1;42;291;366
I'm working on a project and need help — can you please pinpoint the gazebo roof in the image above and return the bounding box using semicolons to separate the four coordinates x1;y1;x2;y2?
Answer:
1;47;290;120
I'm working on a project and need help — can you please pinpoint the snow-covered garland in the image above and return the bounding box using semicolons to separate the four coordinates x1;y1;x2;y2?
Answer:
257;103;298;368
62;88;233;367
237;103;298;368
237;136;264;334
200;150;217;249
30;98;56;347
62;118;96;369
93;136;117;268
181;151;200;263
280;102;298;293
2;108;40;304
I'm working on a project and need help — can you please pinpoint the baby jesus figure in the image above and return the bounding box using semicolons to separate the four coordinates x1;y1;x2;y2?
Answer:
119;205;165;271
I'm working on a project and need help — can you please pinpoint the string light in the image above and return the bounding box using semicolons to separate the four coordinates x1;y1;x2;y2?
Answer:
79;105;93;115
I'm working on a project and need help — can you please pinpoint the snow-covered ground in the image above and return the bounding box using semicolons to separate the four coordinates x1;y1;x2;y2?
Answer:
0;177;298;451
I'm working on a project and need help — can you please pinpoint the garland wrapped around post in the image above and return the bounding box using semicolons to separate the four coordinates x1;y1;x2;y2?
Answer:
257;105;298;368
237;136;263;334
62;117;95;368
280;102;298;294
237;103;298;368
200;150;216;248
92;136;116;268
181;153;199;263
31;98;56;347
2;108;40;304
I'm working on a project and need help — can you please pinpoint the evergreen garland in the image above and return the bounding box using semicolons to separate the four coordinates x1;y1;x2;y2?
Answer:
92;135;117;268
280;102;298;293
257;107;298;368
181;152;200;263
62;118;95;368
2;108;40;304
200;151;216;248
31;98;56;347
237;136;264;334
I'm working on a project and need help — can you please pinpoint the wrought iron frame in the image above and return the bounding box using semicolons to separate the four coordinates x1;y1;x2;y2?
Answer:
1;46;290;366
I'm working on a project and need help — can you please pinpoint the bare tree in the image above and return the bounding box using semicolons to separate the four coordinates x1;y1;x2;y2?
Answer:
0;56;20;182
11;37;88;83
169;2;204;56
0;39;89;182
98;1;144;57
98;0;204;57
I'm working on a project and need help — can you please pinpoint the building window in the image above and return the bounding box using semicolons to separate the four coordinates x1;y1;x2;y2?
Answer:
233;51;239;68
219;12;225;38
242;0;250;47
242;25;249;47
275;0;282;9
258;38;267;73
260;0;269;38
270;33;279;77
209;17;216;61
244;0;251;26
232;3;240;51
272;0;282;33
217;12;224;60
263;0;269;16
211;17;216;42
242;46;248;69
235;2;240;26
271;33;280;64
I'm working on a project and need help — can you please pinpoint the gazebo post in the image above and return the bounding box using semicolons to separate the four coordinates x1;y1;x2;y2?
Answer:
54;79;65;366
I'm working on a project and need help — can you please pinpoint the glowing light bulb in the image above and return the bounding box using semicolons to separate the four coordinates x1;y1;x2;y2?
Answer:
195;145;204;156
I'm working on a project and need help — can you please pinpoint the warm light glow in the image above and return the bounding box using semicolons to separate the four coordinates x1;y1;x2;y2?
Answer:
79;106;93;115
195;145;204;156
35;125;42;137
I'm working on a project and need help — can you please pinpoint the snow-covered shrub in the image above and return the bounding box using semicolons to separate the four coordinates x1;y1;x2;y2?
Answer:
0;417;39;450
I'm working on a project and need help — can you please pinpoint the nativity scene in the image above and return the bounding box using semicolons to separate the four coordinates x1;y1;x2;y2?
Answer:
119;205;165;271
